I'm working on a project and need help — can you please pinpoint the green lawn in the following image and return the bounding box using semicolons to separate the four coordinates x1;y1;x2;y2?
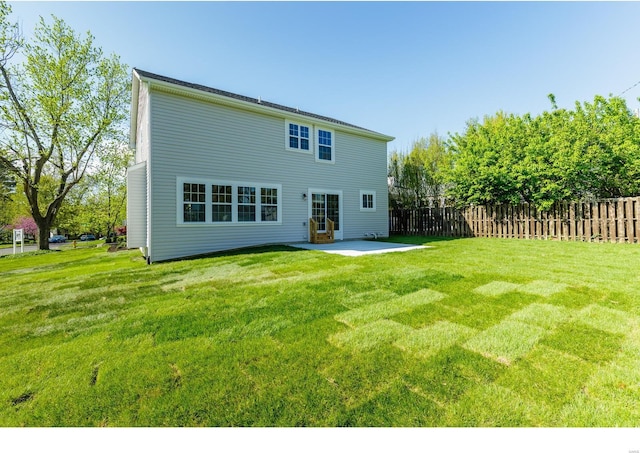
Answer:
1;237;639;427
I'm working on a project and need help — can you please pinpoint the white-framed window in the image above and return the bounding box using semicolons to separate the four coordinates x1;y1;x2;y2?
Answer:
360;190;376;212
316;128;335;163
237;186;256;222
183;182;206;222
177;177;281;225
286;121;311;153
261;187;279;221
212;184;232;222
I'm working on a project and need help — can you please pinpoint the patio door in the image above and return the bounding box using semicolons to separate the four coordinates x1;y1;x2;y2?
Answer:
309;189;342;240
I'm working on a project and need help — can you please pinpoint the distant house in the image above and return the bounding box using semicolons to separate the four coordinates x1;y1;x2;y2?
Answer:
127;69;394;263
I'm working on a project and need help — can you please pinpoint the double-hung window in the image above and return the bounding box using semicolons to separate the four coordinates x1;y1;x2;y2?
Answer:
238;186;256;222
287;121;311;152
261;188;278;221
183;183;206;222
316;128;334;163
212;184;232;222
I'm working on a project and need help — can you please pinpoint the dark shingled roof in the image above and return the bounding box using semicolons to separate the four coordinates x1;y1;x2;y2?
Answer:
134;68;381;135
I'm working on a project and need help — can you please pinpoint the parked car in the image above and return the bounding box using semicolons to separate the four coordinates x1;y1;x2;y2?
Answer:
80;234;96;241
49;235;67;243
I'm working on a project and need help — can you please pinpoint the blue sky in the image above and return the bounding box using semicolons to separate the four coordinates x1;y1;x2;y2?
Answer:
8;1;640;152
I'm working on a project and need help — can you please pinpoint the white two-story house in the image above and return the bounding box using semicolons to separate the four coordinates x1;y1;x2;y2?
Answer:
127;69;394;263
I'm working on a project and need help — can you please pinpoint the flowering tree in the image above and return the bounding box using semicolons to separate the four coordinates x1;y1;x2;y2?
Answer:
12;215;38;237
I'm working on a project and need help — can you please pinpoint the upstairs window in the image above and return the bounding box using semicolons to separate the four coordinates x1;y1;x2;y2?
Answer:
316;128;334;163
183;183;206;222
286;121;311;152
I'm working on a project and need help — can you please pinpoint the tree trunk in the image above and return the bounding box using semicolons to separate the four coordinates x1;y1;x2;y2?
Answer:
37;221;51;250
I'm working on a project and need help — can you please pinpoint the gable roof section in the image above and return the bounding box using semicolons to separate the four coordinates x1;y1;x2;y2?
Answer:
130;68;394;147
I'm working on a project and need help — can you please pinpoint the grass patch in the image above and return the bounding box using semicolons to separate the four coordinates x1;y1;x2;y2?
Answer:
541;322;624;364
1;237;639;426
473;281;520;297
335;288;446;327
394;321;477;359
463;321;547;364
443;383;552;426
575;304;638;335
329;320;413;351
496;345;593;408
403;346;506;407
518;280;568;297
507;303;571;329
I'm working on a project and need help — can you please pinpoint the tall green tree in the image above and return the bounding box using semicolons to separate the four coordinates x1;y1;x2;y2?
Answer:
447;112;533;207
56;141;132;237
388;133;450;209
0;3;129;249
447;95;640;210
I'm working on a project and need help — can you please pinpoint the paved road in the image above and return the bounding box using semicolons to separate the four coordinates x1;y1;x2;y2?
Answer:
0;243;65;256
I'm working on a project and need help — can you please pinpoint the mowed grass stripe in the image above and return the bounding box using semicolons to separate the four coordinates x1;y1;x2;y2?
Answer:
329;320;414;351
473;281;521;297
507;303;571;329
473;280;567;298
518;280;567;297
575;304;639;335
463;321;547;365
335;288;446;327
394;321;477;359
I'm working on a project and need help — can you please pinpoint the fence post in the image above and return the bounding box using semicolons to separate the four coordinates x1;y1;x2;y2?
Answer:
635;198;640;243
618;199;624;243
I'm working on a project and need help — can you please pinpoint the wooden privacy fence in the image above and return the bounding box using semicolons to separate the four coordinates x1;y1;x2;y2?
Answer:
389;197;640;243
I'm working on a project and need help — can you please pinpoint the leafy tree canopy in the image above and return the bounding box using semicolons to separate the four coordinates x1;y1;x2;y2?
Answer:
446;95;640;210
0;2;129;248
388;133;451;209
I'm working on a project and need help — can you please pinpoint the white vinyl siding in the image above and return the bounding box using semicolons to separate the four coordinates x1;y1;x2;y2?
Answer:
126;161;147;249
142;87;389;262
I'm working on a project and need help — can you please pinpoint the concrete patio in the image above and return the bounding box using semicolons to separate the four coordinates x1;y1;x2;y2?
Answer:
289;240;427;257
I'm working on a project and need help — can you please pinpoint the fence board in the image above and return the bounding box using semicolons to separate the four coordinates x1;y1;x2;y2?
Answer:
584;202;592;241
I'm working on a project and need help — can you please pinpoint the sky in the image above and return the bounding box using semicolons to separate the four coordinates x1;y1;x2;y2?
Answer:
6;1;640;152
